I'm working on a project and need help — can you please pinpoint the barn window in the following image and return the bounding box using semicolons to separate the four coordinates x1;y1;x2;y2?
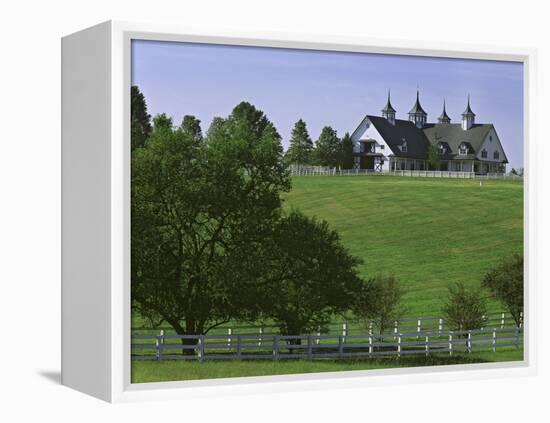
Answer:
481;149;487;158
401;139;408;153
493;151;500;160
459;143;468;155
437;143;445;154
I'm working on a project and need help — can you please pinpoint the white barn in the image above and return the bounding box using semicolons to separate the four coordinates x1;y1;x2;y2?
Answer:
350;92;508;174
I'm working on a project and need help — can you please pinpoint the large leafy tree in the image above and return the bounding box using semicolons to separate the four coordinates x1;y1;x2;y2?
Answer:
482;254;523;326
259;210;363;339
131;85;152;151
314;126;341;168
285;119;313;166
131;102;290;348
340;132;355;169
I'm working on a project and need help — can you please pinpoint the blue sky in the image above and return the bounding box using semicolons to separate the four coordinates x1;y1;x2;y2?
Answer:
132;40;524;169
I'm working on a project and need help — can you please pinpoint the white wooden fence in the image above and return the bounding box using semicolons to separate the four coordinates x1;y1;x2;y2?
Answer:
288;166;522;180
132;311;522;341
132;326;523;362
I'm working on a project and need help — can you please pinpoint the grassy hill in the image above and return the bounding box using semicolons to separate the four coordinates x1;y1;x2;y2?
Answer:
282;176;523;317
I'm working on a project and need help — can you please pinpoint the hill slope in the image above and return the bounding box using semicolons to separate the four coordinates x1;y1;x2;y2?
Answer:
283;176;523;317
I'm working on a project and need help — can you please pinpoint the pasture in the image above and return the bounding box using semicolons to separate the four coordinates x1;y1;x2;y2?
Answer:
283;176;523;317
131;176;524;382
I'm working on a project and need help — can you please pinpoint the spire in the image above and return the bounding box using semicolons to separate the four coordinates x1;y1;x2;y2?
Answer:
461;94;476;130
408;90;427;115
382;90;396;114
462;94;476;117
408;90;427;128
438;99;451;124
381;89;396;125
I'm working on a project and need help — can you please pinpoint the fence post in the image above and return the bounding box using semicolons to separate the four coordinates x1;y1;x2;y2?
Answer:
397;334;402;357
369;333;373;356
425;334;429;356
438;318;443;334
273;335;279;360
368;321;373;336
258;326;263;347
501;312;505;328
393;320;398;339
417;319;422;334
492;328;497;352
307;335;313;358
338;335;344;357
342;322;348;343
155;330;164;361
227;328;232;348
316;326;321;345
467;331;472;353
198;335;205;362
449;332;453;356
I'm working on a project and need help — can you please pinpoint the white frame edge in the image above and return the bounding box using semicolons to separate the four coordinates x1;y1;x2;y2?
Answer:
62;20;538;403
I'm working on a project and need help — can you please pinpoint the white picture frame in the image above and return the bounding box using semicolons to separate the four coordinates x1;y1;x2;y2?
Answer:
61;20;537;403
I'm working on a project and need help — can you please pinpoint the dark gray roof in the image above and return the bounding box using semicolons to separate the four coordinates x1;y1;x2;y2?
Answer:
423;123;501;161
367;115;430;159
408;91;427;115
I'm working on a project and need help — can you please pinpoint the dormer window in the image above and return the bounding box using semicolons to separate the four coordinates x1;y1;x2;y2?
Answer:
437;143;445;155
401;138;407;153
459;143;468;156
481;149;487;158
493;151;500;160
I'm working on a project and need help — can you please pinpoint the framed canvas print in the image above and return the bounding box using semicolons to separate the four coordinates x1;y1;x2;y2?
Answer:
61;21;537;402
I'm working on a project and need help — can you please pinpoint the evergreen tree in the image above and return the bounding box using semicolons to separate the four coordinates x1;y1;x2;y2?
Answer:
340;132;355;169
285;119;313;165
131;85;152;151
180;115;203;145
314;126;341;168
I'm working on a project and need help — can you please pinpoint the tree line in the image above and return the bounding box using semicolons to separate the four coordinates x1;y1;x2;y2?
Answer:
284;119;355;169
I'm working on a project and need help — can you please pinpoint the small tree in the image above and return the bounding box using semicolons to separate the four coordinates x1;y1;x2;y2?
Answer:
285;119;313;166
482;254;523;327
340;132;355;170
314;126;341;168
442;282;487;335
426;144;440;170
353;274;403;334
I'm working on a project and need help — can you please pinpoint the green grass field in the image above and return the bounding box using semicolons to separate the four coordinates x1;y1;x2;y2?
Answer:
132;348;523;383
131;176;524;383
283;176;523;317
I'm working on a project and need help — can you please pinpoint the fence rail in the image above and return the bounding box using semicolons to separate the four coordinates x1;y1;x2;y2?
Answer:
132;326;523;362
132;311;522;340
288;167;522;180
